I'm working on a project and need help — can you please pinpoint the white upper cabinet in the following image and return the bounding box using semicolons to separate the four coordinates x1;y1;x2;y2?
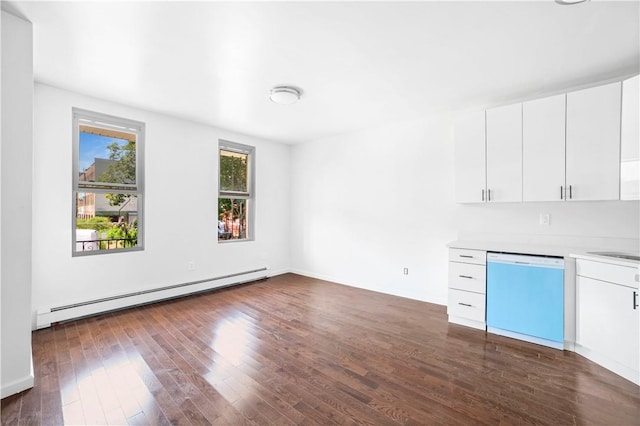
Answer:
486;103;522;202
522;94;566;202
566;82;621;201
621;75;639;200
454;77;632;204
454;110;486;203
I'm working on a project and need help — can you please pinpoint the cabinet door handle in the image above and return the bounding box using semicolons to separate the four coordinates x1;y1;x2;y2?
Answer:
487;189;491;201
458;302;473;307
482;189;485;202
634;291;638;310
459;275;474;279
569;185;573;199
560;186;564;200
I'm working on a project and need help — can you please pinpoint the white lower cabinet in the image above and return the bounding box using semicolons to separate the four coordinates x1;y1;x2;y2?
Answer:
448;262;486;293
576;259;639;385
448;248;486;330
448;289;486;324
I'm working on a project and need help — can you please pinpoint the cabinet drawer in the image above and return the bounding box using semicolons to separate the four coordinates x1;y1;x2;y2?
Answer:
577;259;639;289
449;248;486;265
448;289;486;323
449;262;486;293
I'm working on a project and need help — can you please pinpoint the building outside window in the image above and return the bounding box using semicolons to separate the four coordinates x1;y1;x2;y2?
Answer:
72;108;144;255
218;140;254;242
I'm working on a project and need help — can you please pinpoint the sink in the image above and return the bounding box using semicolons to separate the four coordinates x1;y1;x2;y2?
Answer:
587;251;640;262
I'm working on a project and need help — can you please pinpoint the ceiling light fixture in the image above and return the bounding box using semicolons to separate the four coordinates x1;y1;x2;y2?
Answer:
270;86;301;105
555;0;589;5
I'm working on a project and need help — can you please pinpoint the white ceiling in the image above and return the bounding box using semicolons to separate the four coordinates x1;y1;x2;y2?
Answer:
6;1;640;144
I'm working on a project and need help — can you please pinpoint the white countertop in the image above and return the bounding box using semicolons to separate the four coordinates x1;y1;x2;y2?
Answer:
569;251;640;268
448;240;640;268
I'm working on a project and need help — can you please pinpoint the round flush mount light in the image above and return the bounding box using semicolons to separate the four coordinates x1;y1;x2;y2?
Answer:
555;0;589;5
269;86;301;105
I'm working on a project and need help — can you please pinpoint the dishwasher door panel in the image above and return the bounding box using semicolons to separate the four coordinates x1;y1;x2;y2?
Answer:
487;260;564;344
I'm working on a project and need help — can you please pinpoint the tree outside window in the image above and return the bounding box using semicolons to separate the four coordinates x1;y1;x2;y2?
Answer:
73;108;144;255
218;142;254;241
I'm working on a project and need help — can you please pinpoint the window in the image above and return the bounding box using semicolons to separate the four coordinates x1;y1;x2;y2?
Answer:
72;108;144;255
218;140;254;241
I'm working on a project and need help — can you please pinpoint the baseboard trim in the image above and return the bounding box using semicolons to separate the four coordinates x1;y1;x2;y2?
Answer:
267;267;292;277
289;268;447;306
289;268;351;286
1;353;34;399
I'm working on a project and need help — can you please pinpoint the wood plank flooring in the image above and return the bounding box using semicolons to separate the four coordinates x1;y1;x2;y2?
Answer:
2;273;639;425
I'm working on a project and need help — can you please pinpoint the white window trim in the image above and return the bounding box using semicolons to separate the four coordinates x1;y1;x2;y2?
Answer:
218;139;255;243
72;108;145;256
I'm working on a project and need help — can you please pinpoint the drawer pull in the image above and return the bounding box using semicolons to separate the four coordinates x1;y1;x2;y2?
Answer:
458;302;473;307
459;255;473;259
459;275;474;279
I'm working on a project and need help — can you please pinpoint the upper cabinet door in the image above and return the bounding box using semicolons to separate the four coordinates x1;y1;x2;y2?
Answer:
454;111;486;203
621;75;639;200
566;82;621;201
486;103;522;202
522;94;566;202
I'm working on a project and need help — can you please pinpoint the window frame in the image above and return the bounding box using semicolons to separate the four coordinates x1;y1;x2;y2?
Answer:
72;108;145;256
218;139;255;243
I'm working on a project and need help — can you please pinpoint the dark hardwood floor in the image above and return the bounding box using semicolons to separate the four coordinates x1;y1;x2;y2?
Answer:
2;273;639;425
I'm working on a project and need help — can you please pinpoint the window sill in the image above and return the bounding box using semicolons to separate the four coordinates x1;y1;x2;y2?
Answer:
217;238;254;244
72;246;144;257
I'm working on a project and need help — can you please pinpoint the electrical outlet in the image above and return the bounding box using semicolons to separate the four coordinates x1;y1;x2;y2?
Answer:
187;261;196;271
539;213;550;226
403;267;409;275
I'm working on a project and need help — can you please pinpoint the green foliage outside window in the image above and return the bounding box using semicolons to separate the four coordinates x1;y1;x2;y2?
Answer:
219;150;248;193
98;141;136;206
218;149;249;240
76;216;112;232
107;220;138;246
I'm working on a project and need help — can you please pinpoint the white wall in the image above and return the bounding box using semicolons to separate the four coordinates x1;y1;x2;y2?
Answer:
290;114;640;306
1;11;34;398
456;201;639;251
290;115;459;304
31;84;290;325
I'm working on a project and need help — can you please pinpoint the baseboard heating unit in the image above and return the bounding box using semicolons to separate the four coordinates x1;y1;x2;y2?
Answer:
36;267;268;329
